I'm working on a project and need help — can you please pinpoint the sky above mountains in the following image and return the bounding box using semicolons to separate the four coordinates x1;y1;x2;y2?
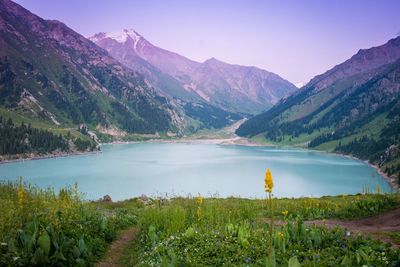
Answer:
14;0;400;86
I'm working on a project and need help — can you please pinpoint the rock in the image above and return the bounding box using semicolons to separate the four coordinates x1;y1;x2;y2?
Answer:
100;195;112;202
138;194;152;205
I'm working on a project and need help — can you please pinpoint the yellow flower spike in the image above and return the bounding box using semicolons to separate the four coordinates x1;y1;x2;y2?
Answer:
282;210;288;217
264;168;274;193
264;168;275;259
376;184;381;194
197;193;203;205
277;232;284;239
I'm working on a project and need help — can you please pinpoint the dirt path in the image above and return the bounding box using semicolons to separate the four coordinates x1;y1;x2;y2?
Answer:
306;208;400;248
97;227;138;267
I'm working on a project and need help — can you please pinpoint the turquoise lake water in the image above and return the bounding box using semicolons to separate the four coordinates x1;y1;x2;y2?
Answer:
0;143;393;200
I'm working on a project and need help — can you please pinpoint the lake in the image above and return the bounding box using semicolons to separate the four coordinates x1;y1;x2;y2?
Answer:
0;143;393;200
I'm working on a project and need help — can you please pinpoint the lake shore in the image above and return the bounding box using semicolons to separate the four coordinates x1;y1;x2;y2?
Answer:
287;146;399;190
103;119;269;147
322;151;398;190
1;118;397;191
105;137;399;190
0;150;101;165
368;162;398;190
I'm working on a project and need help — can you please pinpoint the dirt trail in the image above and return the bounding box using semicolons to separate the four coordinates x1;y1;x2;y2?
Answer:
306;208;400;248
97;227;138;267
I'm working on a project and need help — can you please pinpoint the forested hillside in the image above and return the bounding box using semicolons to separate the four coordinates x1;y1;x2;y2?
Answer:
237;37;400;178
0;0;181;140
0;116;97;159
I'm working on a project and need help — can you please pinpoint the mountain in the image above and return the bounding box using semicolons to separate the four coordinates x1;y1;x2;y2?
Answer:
0;0;184;139
237;36;400;177
90;29;297;114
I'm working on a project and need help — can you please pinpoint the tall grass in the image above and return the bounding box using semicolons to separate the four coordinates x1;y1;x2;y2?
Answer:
129;193;400;266
0;180;136;266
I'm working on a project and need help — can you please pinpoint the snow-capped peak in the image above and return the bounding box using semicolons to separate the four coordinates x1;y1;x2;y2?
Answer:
106;29;141;43
89;29;144;50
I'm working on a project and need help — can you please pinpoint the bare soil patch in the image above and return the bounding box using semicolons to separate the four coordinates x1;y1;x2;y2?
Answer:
306;208;400;248
97;227;138;267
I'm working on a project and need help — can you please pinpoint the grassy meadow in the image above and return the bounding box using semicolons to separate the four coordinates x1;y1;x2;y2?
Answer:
1;179;399;266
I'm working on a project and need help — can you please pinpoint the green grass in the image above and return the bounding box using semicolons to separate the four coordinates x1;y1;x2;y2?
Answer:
2;179;399;266
250;128;332;147
314;113;390;152
387;232;400;244
0;107;94;144
0;180;137;266
0;107;55;130
121;194;400;266
250;111;392;156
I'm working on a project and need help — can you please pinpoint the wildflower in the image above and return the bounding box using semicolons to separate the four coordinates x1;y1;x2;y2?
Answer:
376;184;381;194
277;232;284;238
197;193;203;205
264;168;274;259
264;168;274;193
282;210;288;217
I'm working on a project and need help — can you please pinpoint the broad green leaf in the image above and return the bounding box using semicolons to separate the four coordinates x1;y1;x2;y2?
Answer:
288;256;301;267
38;231;51;256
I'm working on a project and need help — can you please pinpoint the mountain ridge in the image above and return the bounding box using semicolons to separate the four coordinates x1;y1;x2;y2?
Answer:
236;35;400;178
0;0;184;137
90;28;297;114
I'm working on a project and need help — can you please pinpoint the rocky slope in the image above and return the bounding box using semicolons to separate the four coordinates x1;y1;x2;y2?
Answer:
90;29;297;114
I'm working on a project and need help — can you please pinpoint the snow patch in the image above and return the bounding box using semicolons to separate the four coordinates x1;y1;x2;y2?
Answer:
294;81;306;88
105;29;142;48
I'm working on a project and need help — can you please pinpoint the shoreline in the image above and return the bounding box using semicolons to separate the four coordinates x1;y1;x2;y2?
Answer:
0;150;102;165
321;150;398;190
368;162;399;190
295;146;399;190
1;134;397;190
103;136;268;147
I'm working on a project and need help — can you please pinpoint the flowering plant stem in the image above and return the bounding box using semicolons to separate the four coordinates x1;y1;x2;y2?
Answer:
268;191;274;257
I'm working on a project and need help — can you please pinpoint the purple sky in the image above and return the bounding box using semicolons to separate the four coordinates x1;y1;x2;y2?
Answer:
15;0;400;86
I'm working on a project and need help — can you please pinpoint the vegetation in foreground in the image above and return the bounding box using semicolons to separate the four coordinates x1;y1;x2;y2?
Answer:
1;179;400;266
123;193;400;266
0;180;137;266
